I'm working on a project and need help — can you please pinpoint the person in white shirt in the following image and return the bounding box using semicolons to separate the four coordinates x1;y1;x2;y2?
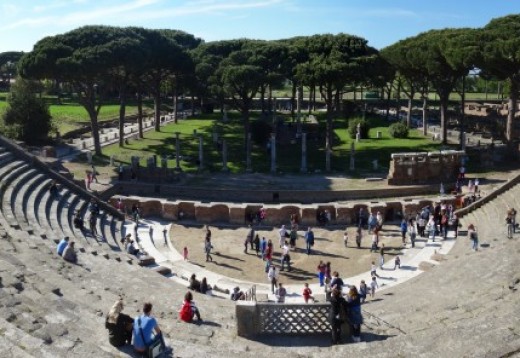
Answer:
278;225;287;248
280;242;291;271
267;265;279;294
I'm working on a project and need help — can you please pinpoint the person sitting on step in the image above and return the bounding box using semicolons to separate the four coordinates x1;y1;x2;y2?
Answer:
57;236;69;256
62;241;77;263
105;298;133;347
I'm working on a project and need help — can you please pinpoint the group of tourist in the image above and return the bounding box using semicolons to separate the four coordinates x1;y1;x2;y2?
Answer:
57;236;77;263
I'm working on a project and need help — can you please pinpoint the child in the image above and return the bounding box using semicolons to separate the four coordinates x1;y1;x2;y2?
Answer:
356;226;362;248
370;276;379;298
370;261;379;278
302;283;315;303
183;246;189;261
394;256;401;270
359;280;367;303
343;231;348;248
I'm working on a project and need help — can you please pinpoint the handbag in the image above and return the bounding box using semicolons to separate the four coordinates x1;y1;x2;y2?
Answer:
138;317;164;358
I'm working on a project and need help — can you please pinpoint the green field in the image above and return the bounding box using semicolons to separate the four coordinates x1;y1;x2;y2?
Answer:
97;114;445;174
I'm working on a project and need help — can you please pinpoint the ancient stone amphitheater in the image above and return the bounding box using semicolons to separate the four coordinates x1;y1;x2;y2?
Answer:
0;136;518;358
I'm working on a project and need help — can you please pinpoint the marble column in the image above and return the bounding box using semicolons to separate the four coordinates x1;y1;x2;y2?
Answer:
270;133;276;174
198;136;204;171
175;132;181;171
300;132;307;173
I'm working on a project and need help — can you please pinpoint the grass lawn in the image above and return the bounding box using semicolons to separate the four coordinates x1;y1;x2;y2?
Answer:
95;113;446;175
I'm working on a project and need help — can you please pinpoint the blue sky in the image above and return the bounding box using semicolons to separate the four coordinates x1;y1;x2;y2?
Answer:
1;0;518;53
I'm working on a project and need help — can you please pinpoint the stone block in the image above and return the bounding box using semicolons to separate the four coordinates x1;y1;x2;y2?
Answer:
153;266;172;276
236;301;259;337
263;205;300;226
229;206;246;225
195;204;230;223
139;200;162;217
162;202;179;220
177;202;196;220
138;256;155;266
301;206;317;226
336;207;353;225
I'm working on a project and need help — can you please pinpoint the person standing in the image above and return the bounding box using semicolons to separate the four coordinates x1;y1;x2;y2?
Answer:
253;234;260;256
468;224;479;251
204;237;213;262
370;261;379;278
133;302;165;354
91;164;98;183
305;227;315;255
370;276;379;298
260;237;267;260
280;241;291;271
329;288;347;345
317;260;326;287
275;283;287;303
183;246;189;261
359;280;367;303
355;226;362;248
267;265;278;294
379;244;385;269
278;225;287;248
408;218;417;248
330;271;344;292
506;209;515;239
343;231;348;247
302;283;315;303
345;286;363;343
394;256;401;270
400;219;407;244
427;215;436;242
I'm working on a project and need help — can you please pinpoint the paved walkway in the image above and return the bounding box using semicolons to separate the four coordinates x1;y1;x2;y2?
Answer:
126;218;457;303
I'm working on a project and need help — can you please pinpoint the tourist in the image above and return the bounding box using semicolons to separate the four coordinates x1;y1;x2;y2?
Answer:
148;225;154;242
247;225;255;252
370;261;379;278
204;237;213;262
49;180;59;197
183;246;189;261
163;226;168;245
376;211;384;231
459;165;465;180
289;228;297;249
205;225;212;240
303;283;315;303
105;299;133;347
468;224;479;251
133;223;138;242
450;214;459;238
89;212;98;237
370;276;379;298
379;244;385;269
355;226;362;248
265;240;273;262
511;208;517;233
280;241;291;271
440;210;449;239
290;213;299;228
230;287;245;301
260;237;267;260
73;210;84;231
394;256;401;270
345;286;363;342
126;240;140;256
427;215;436;242
329;288;347;345
400;219;407;244
506;209;514;239
368;212;377;233
330;271;344;292
275;283;287;303
134;303;165;354
317;261;326;287
267;265;278;294
358;207;367;228
417;214;426;238
343;231;348;247
62;241;77;263
253;234;260;255
91;164;98;183
409;218;417;248
57;236;69;256
189;274;201;292
200;277;212;295
370;232;378;252
325;262;332;285
179;291;202;323
305;227;315;255
278;225;287;248
359;280;367;303
474;178;479;194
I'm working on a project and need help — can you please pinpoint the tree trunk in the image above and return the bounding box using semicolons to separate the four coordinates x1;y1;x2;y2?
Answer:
506;79;518;143
86;105;102;155
422;96;428;136
439;93;449;144
460;76;466;149
406;95;413;128
324;88;334;172
137;92;144;139
396;80;401;120
153;89;161;132
385;86;392;120
291;82;296;118
260;85;266;114
173;87;178;124
118;85;126;147
244;105;251;172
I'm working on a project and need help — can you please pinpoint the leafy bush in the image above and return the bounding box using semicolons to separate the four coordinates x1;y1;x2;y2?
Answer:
2;78;52;144
389;121;409;139
347;117;370;139
250;119;273;145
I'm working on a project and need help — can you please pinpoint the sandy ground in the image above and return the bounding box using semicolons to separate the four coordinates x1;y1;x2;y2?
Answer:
170;223;404;285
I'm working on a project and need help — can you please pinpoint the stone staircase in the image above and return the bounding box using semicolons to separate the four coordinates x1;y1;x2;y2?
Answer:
0;138;518;357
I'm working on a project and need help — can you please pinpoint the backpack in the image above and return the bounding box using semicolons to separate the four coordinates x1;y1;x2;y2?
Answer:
179;301;193;322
